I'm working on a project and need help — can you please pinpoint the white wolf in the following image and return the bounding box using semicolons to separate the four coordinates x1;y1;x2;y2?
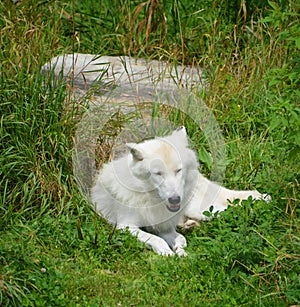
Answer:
91;127;269;256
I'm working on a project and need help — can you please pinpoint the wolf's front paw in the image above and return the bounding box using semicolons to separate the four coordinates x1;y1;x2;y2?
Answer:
174;246;188;257
159;249;175;256
175;233;187;248
153;245;174;256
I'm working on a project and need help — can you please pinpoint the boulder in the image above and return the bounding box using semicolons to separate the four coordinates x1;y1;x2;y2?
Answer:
42;53;205;100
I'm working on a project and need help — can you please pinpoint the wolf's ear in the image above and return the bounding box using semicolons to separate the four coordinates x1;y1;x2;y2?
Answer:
175;126;187;136
171;126;188;144
126;143;144;161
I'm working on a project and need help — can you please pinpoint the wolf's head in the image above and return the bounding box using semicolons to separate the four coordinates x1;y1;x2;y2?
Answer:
126;127;198;212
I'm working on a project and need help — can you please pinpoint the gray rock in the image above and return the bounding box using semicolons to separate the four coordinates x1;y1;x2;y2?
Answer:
42;53;205;99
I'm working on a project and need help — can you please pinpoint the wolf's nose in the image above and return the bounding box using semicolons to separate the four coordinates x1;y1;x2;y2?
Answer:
168;195;181;205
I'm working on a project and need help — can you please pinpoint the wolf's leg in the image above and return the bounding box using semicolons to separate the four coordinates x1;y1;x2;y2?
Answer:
219;189;271;204
160;231;188;257
126;226;174;256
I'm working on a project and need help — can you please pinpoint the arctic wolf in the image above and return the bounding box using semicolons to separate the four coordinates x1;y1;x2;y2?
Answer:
91;127;269;256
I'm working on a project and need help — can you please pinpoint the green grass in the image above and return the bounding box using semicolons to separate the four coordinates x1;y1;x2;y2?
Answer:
1;0;299;306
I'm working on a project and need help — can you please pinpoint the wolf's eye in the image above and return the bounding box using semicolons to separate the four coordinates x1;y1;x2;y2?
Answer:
175;168;182;174
154;171;162;176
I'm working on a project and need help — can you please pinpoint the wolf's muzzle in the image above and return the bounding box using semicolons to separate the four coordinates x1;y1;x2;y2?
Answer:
166;195;181;212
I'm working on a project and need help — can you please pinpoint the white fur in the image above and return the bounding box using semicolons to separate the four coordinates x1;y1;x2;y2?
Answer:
91;127;270;256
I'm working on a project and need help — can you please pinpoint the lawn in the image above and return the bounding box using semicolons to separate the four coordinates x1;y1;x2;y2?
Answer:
0;0;299;306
